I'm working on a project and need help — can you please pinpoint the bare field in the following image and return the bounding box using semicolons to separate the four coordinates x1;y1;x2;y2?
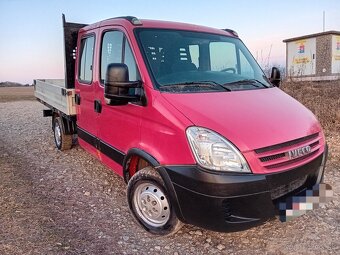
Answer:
0;86;35;102
0;82;339;254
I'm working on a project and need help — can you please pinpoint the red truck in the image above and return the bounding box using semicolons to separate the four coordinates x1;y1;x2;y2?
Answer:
35;15;329;235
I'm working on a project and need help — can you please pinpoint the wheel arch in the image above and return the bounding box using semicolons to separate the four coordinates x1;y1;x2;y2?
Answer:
123;148;185;222
52;111;76;135
123;148;160;183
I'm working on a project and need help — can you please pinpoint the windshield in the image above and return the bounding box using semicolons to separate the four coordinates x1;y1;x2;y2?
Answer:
136;28;272;92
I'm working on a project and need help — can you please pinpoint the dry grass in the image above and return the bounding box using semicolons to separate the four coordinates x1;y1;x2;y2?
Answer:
281;80;340;133
0;86;35;102
281;80;340;162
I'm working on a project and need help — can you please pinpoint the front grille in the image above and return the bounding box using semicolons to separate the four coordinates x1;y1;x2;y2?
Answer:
255;133;319;154
255;133;321;171
260;152;285;162
265;149;319;169
310;141;319;148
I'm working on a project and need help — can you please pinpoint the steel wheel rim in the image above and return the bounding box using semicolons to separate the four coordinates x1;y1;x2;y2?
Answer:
133;182;170;227
54;122;62;147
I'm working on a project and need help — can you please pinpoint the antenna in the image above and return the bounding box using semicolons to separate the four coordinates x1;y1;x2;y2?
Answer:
323;11;325;32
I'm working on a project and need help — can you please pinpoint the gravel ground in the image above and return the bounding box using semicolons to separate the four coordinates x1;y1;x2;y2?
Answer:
0;100;339;255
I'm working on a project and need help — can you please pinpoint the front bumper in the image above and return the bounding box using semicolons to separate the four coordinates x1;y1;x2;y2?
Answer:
158;147;327;232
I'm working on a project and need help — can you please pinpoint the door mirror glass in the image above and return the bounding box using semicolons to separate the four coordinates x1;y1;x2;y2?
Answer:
104;63;141;105
270;67;281;87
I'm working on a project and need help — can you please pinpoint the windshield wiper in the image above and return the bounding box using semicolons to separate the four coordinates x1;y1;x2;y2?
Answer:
161;81;231;91
223;79;269;88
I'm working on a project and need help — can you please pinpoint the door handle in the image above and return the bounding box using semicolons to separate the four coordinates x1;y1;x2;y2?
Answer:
75;93;81;105
94;99;102;113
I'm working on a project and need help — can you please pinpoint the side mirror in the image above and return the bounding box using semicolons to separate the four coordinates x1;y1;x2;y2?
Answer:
104;63;141;105
270;67;281;87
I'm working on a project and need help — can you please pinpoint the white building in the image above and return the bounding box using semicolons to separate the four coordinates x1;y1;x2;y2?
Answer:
283;31;340;81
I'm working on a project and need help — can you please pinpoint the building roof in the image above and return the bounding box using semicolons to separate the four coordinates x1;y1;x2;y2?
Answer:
283;30;340;43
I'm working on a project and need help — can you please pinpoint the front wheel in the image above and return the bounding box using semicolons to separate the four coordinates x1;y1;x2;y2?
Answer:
127;167;182;235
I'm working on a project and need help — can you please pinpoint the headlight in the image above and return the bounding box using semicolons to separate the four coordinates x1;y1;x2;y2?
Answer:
186;127;250;173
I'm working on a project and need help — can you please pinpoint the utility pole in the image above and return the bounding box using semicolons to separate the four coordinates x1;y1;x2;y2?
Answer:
323;11;325;32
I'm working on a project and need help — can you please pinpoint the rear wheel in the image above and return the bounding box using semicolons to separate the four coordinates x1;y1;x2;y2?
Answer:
53;116;72;151
127;167;182;235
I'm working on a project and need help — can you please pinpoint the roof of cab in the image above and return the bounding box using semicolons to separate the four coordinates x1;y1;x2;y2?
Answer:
80;17;236;38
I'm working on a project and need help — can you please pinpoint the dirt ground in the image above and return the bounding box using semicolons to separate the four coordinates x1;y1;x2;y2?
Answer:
0;84;339;254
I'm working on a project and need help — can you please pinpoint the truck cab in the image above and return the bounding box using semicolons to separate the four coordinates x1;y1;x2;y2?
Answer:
35;16;329;235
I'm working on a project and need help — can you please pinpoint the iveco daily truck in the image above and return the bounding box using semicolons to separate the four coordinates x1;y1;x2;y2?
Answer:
34;15;329;235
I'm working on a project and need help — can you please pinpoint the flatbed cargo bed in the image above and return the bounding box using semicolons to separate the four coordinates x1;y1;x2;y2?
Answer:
34;15;86;117
34;79;76;116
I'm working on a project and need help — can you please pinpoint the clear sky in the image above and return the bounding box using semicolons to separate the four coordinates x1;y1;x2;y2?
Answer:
0;0;339;84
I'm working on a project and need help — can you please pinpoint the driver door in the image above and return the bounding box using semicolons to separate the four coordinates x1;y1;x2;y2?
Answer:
96;28;143;175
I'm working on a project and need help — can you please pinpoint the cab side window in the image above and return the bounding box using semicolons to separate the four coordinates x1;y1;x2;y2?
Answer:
100;31;123;82
101;31;140;84
79;36;95;83
124;42;138;81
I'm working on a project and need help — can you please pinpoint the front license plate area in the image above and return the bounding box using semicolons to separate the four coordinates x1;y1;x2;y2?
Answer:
277;183;333;222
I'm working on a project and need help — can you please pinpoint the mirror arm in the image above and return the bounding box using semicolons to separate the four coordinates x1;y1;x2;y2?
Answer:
105;80;142;89
104;94;140;100
270;67;281;87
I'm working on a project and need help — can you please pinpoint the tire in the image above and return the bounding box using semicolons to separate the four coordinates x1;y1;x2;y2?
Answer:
127;166;182;235
53;116;72;151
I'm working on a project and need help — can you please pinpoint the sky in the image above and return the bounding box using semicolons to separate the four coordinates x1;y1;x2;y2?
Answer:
0;0;339;84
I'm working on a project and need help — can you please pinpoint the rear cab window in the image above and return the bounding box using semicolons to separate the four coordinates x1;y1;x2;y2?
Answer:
78;35;95;83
